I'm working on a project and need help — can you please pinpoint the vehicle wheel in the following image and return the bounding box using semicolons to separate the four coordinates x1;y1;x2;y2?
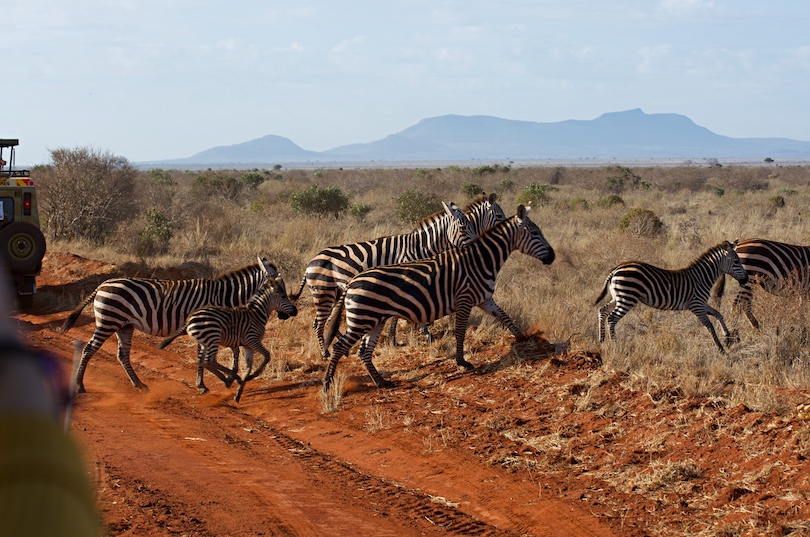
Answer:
0;222;47;273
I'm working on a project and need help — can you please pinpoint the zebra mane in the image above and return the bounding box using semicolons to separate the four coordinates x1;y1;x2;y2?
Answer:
412;207;449;229
214;260;279;281
462;193;492;213
685;242;729;270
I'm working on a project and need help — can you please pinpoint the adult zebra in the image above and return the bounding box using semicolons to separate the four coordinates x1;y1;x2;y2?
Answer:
289;196;502;359
322;204;555;392
595;241;748;353
61;257;276;393
712;238;810;328
160;275;298;402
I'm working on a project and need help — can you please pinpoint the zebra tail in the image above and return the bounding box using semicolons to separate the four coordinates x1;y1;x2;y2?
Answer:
323;288;347;350
711;275;726;304
288;274;307;302
60;290;98;333
593;277;610;306
159;327;188;350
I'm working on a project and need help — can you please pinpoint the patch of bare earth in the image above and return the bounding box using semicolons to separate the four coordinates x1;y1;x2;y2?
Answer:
14;252;810;536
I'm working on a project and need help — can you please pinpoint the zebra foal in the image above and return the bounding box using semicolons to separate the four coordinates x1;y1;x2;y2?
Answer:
159;275;298;402
712;238;810;329
322;204;555;392
595;241;748;353
61;257;276;393
289;199;482;359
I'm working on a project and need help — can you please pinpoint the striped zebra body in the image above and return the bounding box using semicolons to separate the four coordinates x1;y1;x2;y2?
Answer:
717;239;810;328
61;257;276;392
159;276;297;402
291;200;480;359
322;204;554;391
595;241;748;352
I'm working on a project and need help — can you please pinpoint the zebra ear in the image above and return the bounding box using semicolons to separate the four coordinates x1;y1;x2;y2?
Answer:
443;201;461;217
488;192;497;203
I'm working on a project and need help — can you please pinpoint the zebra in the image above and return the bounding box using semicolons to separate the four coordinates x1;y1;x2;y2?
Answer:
159;275;298;402
321;203;555;392
61;257;276;393
711;238;810;329
595;240;749;353
289;200;477;359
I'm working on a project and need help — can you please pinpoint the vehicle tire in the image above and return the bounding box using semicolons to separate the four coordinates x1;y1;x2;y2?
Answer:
0;222;47;273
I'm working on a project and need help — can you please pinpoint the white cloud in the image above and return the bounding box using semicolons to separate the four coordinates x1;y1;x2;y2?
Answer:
637;44;673;73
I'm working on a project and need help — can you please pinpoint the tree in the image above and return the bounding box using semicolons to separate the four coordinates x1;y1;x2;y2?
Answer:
764;157;774;165
35;147;136;242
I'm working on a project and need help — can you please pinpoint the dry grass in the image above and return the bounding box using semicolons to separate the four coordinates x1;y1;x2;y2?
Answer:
44;163;810;413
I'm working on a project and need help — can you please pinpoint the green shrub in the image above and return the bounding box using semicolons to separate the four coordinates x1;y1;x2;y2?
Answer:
239;171;265;189
192;173;242;200
568;197;589;211
395;188;442;224
471;165;498;175
605;166;649;193
618;208;666;238
462;182;484;199
517;182;554;206
138;208;172;256
705;184;725;196
290;184;350;218
350;203;372;220
499;178;515;192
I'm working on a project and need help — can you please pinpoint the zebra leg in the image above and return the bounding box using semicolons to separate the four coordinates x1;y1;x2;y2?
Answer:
74;328;114;393
597;300;616;343
196;344;210;395
477;298;522;338
704;304;737;347
417;323;435;343
733;287;759;329
386;318;401;347
605;300;633;342
453;304;475;369
323;329;364;393
223;346;240;388
235;346;270;403
690;307;726;353
115;326;148;390
358;323;393;388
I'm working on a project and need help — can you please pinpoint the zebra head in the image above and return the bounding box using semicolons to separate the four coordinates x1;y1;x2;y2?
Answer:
513;204;555;265
258;256;280;279
442;201;476;248
254;276;299;320
464;192;507;236
721;240;749;285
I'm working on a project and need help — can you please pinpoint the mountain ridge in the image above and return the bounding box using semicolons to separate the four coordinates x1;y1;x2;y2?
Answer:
143;109;810;167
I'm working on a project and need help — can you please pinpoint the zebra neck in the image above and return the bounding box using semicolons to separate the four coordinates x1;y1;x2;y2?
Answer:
465;222;516;276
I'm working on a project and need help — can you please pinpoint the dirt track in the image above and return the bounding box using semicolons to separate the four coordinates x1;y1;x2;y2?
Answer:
15;252;810;536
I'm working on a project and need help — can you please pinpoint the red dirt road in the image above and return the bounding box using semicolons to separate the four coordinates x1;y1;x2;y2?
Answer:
14;252;810;536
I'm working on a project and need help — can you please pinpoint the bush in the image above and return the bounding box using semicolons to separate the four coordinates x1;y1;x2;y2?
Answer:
290;184;350;218
192;173;242;200
138;208;173;255
350;203;372;220
462;182;484;199
605;166;649;193
35;146;137;242
240;171;266;190
517;182;554;206
395;188;442;224
595;194;625;208
618;208;666;238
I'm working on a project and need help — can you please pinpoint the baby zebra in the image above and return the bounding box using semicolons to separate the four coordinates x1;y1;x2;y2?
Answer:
159;276;298;402
595;240;749;353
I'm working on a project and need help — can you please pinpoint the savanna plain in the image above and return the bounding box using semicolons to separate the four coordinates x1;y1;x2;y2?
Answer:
16;157;810;536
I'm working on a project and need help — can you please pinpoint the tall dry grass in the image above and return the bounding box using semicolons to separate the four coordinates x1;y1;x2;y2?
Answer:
44;163;810;413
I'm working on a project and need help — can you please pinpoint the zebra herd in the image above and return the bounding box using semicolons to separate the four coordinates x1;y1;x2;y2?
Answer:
60;193;810;402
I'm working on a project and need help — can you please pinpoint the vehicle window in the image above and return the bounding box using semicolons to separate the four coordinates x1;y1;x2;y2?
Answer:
0;197;14;223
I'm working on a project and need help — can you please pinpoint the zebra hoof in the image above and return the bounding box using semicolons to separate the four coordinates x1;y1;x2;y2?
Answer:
76;385;86;394
376;379;396;389
199;387;209;396
456;359;475;370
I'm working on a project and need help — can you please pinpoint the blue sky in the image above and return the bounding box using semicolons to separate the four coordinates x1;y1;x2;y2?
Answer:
4;0;810;164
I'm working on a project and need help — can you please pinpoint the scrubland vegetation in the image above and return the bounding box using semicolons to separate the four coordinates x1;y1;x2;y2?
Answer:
32;150;810;414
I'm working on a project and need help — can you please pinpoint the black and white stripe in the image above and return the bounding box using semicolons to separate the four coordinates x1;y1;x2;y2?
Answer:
595;241;748;352
290;200;479;359
713;238;810;328
61;257;276;392
159;276;298;402
321;204;555;391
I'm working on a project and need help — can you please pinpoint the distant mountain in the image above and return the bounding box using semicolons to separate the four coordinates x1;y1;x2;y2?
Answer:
141;109;810;167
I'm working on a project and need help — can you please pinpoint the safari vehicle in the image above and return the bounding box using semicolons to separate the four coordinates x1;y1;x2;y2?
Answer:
0;139;46;309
